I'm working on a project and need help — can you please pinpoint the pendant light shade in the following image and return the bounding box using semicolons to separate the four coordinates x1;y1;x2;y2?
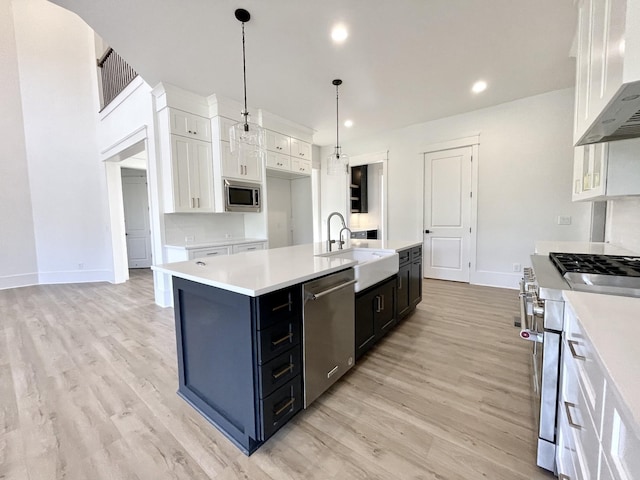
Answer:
327;79;349;175
229;9;266;167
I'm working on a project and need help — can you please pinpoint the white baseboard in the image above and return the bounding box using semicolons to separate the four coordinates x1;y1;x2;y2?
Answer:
38;269;112;285
0;272;39;290
471;270;521;290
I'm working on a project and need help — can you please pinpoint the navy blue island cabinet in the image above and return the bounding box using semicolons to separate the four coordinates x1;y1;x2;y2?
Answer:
172;276;303;455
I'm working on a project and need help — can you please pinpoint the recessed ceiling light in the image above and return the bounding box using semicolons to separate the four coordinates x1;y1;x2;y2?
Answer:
472;80;487;94
344;120;353;128
331;24;348;43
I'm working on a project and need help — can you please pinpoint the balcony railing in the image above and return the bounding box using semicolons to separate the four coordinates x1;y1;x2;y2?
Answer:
97;47;137;110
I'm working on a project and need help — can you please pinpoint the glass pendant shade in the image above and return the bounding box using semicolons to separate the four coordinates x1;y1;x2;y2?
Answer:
229;115;266;166
327;147;349;176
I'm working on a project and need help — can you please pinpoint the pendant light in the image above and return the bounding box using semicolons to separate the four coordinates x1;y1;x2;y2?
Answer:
229;8;266;168
327;79;349;175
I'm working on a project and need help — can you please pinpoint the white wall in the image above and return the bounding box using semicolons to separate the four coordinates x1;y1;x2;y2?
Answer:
606;197;640;253
341;88;592;288
0;0;38;289
10;0;112;284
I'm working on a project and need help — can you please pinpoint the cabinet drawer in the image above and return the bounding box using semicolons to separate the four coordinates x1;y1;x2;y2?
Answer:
259;376;302;441
257;318;301;365
232;242;265;254
398;249;411;266
411;245;422;260
291;158;311;175
557;405;578;480
565;307;605;428
189;246;231;260
256;285;301;330
258;345;302;398
601;384;640;480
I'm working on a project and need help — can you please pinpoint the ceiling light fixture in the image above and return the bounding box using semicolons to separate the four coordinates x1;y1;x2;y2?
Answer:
331;24;348;43
229;8;266;168
344;119;353;128
327;79;349;176
472;80;488;94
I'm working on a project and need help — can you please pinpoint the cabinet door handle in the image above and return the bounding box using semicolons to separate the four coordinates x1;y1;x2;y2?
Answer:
272;332;293;346
206;252;219;256
273;397;295;416
567;339;586;361
196;197;200;208
272;363;294;380
381;294;385;311
558;475;571;480
375;295;382;313
398;275;402;290
191;198;195;208
564;401;582;430
272;297;292;312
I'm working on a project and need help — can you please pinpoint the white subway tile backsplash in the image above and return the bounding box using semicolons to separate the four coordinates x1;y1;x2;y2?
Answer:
606;197;640;254
164;213;245;245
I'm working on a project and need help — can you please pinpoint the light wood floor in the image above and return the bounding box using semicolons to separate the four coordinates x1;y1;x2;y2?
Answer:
0;270;554;479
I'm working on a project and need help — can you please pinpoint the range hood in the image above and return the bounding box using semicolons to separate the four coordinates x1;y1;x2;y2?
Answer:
576;81;640;146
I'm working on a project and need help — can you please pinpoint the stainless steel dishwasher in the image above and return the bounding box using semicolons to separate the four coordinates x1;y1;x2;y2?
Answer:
302;269;356;408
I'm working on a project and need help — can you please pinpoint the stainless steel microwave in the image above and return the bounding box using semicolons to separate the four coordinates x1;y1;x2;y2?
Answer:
224;179;261;213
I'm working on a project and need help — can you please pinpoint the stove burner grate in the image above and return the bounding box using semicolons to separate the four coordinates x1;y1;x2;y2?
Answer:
549;252;640;277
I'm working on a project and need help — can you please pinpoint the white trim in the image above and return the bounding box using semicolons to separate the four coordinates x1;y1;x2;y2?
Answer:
0;273;39;290
421;137;480;284
99;76;145;120
100;126;148;161
38;270;113;285
421;134;480;154
473;270;520;290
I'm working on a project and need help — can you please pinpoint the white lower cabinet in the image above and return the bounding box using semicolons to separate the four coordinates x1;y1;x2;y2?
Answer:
559;302;640;480
165;241;267;263
190;246;230;260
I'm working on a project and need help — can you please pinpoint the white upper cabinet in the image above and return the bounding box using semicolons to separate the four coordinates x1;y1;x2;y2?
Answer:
574;0;640;145
573;138;640;200
290;138;312;160
266;130;291;155
169;135;214;212
170;109;212;142
216;140;262;183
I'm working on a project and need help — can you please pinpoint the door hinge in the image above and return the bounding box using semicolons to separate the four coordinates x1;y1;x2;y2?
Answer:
469;262;471;268
469;227;471;233
470;191;473;198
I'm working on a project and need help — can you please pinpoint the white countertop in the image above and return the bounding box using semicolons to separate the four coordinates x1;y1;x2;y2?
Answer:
535;241;638;256
563;290;640;433
153;240;421;296
165;238;267;250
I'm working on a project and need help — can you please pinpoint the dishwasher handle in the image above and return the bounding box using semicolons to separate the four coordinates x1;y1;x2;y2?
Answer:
306;279;357;301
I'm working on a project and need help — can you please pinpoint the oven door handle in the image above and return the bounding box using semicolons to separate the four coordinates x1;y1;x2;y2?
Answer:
519;280;543;343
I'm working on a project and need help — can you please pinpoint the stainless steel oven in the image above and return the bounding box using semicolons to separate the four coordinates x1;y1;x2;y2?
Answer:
224;179;261;213
519;260;563;472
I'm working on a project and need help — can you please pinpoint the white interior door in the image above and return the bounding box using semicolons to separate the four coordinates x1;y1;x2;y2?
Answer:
423;147;472;282
122;173;152;268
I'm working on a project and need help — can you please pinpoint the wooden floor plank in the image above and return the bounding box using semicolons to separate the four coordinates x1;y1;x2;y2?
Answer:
0;271;554;479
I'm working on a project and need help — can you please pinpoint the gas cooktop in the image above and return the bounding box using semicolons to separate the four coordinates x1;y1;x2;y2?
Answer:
549;252;640;297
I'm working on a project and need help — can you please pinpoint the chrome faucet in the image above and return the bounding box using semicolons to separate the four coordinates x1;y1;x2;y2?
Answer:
326;211;347;251
339;226;352;248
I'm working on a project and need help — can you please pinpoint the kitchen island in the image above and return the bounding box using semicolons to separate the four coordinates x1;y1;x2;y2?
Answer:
153;240;422;454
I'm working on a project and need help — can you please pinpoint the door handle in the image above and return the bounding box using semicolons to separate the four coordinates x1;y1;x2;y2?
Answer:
424;229;431;234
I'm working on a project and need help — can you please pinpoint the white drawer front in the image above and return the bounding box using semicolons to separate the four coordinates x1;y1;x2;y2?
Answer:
232;242;265;254
189;246;231;259
602;386;640;480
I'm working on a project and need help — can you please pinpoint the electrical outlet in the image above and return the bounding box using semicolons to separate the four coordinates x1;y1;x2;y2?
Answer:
557;215;572;225
512;263;521;272
78;263;84;270
185;235;195;243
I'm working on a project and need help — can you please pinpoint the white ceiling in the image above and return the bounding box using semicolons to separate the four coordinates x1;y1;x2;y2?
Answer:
52;0;578;146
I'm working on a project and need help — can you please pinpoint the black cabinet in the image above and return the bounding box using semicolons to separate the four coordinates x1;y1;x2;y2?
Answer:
397;246;423;320
355;276;397;360
172;278;303;455
350;165;368;213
